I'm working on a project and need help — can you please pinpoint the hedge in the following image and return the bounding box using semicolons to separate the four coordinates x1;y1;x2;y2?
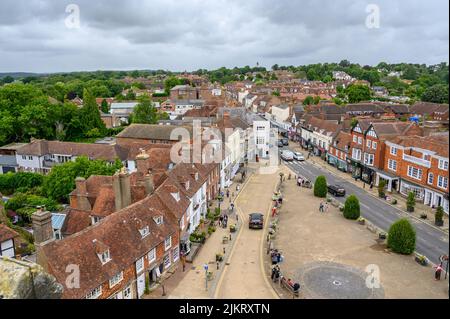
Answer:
343;195;361;220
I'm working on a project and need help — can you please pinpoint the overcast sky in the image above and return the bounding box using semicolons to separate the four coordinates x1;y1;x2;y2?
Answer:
0;0;448;73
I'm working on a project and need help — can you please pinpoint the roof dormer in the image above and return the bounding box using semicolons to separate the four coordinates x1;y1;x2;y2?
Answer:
171;192;180;202
139;225;150;239
153;215;164;225
93;239;111;265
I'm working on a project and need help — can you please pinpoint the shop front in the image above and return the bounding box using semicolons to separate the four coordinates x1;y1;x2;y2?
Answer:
375;170;399;193
328;154;349;172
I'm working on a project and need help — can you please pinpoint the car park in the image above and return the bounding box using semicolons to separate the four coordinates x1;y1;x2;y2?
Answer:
327;184;346;197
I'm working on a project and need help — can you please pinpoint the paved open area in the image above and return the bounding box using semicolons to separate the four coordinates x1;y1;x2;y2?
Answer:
272;171;449;299
282;146;449;265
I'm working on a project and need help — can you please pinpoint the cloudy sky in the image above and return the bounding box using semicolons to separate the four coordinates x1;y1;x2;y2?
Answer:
0;0;448;73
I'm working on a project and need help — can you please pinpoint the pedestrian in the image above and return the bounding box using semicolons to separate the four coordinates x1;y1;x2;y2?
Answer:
370;182;374;190
272;207;277;218
319;202;324;213
227;190;230;198
219;215;223;227
325;202;329;213
434;264;443;281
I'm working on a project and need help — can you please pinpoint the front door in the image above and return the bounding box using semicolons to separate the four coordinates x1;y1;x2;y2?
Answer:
425;191;433;206
137;273;145;298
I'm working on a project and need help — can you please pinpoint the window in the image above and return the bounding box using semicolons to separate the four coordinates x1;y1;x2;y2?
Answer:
163;253;171;269
148;248;156;264
364;153;374;166
171;192;180;202
257;126;265;131
86;286;102;299
352;148;362;161
28;156;33;160
173;246;180;262
165;236;172;251
257;137;265;145
154;216;163;225
100;250;111;264
123;285;132;299
438;159;449;171
109;271;123;288
135;257;144;274
407;166;423;180
388;159;397;172
372;142;377;150
366;140;372;148
139;226;150;239
353;135;357;143
390;147;398;156
428;173;434;185
438;176;448;189
21;155;26;160
358;137;362;145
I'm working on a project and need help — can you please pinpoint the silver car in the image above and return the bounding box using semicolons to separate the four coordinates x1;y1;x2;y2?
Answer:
293;152;305;161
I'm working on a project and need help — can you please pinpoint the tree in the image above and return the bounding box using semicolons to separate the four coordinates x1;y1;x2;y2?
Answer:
313;176;327;198
80;89;107;137
387;219;416;255
343;195;361;220
164;77;183;95
130;95;159;124
350;118;359;129
345;84;372;103
303;96;314;106
100;99;109;114
421;84;448;104
43;156;122;203
435;206;444;226
0;172;44;195
378;180;386;198
2;76;14;84
406;192;416;212
272;64;279;71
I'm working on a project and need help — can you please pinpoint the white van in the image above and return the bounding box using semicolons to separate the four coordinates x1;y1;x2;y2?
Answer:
281;150;294;161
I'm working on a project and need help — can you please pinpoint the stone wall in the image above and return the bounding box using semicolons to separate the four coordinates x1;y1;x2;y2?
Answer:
0;257;63;299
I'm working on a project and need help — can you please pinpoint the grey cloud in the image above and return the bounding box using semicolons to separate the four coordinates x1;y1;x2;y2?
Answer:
0;0;447;72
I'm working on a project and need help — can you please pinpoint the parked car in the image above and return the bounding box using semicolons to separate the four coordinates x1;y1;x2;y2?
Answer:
277;140;284;147
249;213;264;229
293;152;305;161
282;138;289;146
327;184;346;197
281;150;294;161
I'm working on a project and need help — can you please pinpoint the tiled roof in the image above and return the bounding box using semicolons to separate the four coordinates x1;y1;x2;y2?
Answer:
16;140;127;161
42;194;178;299
0;223;19;242
117;124;194;141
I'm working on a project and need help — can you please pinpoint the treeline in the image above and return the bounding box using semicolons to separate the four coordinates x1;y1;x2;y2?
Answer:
0;83;110;146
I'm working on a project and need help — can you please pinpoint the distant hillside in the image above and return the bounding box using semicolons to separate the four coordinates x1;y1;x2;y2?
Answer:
0;72;48;79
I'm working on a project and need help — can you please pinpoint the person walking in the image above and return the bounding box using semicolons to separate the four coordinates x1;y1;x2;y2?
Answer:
272;207;277;218
434;264;443;281
319;202;324;213
226;190;230;198
219;215;223;227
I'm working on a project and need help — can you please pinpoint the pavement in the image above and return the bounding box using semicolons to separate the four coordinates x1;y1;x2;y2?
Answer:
282;145;449;265
214;164;280;299
271;175;448;299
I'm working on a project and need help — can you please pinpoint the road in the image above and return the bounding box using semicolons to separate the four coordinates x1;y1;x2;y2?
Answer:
280;149;449;264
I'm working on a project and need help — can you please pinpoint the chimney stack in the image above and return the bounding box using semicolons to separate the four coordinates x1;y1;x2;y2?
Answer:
136;148;150;176
113;168;132;211
74;177;92;211
32;206;54;245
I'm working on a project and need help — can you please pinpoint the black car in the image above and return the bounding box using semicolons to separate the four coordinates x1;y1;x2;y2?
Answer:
249;213;264;229
282;138;289;146
277;140;284;147
327;184;346;197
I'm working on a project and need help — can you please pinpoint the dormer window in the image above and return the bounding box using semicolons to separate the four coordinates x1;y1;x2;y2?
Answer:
171;192;180;202
139;226;150;238
100;250;111;265
195;173;199;181
154;216;164;225
185;181;190;190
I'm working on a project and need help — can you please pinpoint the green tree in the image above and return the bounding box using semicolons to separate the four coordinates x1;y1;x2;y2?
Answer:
130;95;159;124
80;89;107;137
343;195;361;220
164;77;183;95
313;176;327;198
303;96;314;106
387;219;416;255
378;180;386;198
43;156;122;203
346;84;372;103
100;99;109;114
421;84;448;104
435;206;444;226
406;192;416;212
